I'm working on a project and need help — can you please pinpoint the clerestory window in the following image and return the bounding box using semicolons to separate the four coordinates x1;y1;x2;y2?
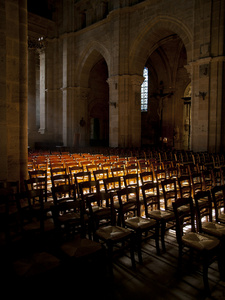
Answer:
141;67;148;112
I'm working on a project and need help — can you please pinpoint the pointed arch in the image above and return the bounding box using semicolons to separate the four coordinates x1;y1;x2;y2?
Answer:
77;41;111;87
129;15;193;75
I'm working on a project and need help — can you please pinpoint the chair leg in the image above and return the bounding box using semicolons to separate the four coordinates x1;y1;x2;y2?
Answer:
137;232;143;264
155;223;160;255
107;241;114;278
161;221;166;252
130;234;136;269
178;245;183;271
218;240;225;280
203;258;210;295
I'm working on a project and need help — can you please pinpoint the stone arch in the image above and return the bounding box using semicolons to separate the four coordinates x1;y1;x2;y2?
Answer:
129;15;193;76
77;41;111;88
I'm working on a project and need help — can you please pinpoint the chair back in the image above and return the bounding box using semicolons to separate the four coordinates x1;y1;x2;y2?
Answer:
172;197;195;245
194;190;213;232
141;182;160;217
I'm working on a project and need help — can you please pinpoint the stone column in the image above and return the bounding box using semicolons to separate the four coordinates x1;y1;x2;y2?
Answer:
38;49;46;134
189;58;211;152
19;0;28;186
74;87;90;147
28;48;37;142
208;56;225;152
130;75;144;147
107;76;119;147
0;0;28;188
107;74;143;148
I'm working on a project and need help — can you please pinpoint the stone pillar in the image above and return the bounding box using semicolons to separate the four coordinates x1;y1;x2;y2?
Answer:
74;87;90;147
190;55;225;153
28;48;37;142
208;56;225;152
190;58;211;152
107;76;119;147
19;0;28;186
108;74;143;148
0;0;28;188
0;0;7;182
130;75;144;147
38;49;46;134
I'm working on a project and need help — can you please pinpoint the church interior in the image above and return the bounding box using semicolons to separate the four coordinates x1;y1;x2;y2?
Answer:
1;0;225;298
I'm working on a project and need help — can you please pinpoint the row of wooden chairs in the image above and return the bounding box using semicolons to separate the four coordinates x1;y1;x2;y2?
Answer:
1;171;225;293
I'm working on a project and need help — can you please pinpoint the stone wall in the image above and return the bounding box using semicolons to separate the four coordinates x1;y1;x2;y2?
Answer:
26;0;225;152
0;0;28;186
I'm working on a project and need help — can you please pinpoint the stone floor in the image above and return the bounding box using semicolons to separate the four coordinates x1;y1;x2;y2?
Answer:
2;229;225;299
101;229;225;300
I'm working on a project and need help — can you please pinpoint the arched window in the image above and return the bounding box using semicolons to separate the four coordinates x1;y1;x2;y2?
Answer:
141;67;148;112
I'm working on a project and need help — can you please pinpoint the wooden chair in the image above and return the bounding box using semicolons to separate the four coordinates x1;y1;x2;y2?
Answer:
111;166;125;187
138;160;151;173
178;175;192;199
74;171;91;197
140;171;154;185
28;170;51;202
154;169;167;186
86;191;136;276
69;166;83;184
85;192;112;239
51;183;84;238
16;189;55;247
104;176;122;195
93;169;109;192
0;187;20;246
125;164;139;175
172;197;221;294
190;172;203;196
142;182;175;252
161;178;178;211
211;185;225;224
194;190;225;280
201;169;215;191
24;177;54;219
117;186;160;263
1;188;60;291
51;173;71;189
51;186;106;282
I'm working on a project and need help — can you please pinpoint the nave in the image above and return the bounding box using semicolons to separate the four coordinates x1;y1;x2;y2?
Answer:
1;148;225;299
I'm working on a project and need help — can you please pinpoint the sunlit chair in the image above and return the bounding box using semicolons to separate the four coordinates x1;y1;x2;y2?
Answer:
117;186;160;263
142;182;175;252
74;171;91;198
86;191;136;276
178;174;192;199
190;172;203;197
194;190;225;280
93;169;109;192
161;178;178;211
211;185;225;224
140;171;154;185
173;197;221;294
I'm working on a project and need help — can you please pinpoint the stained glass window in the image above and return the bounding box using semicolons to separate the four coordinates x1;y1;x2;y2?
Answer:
141;67;148;112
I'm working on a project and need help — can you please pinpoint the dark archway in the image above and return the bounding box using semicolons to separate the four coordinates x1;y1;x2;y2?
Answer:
88;58;109;147
141;35;189;148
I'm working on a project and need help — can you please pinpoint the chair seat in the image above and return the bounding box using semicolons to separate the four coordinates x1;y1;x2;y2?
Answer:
202;222;225;238
92;206;111;219
60;236;103;258
125;216;156;230
58;212;81;224
148;209;174;221
23;218;54;232
182;231;220;251
218;214;225;223
96;225;132;241
13;252;60;278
